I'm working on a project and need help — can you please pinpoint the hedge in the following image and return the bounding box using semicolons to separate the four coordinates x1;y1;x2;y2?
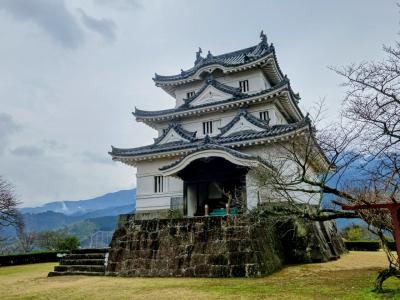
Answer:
344;241;381;251
0;251;68;266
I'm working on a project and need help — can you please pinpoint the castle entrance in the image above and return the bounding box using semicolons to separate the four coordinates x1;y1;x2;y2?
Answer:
176;157;247;216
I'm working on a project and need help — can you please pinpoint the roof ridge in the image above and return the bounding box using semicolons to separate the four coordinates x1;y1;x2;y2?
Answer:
153;34;273;82
110;117;310;157
134;79;290;118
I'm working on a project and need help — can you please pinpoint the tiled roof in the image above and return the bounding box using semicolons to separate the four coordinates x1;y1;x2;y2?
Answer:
218;108;270;136
134;78;290;118
153;32;273;83
110;118;310;158
153;123;197;144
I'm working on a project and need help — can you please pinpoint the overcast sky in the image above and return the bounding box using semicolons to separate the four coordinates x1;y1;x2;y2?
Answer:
0;0;398;207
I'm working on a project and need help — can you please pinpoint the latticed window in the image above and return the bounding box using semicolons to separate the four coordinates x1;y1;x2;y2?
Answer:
259;111;269;121
154;176;164;193
186;91;195;98
239;80;249;92
203;121;213;135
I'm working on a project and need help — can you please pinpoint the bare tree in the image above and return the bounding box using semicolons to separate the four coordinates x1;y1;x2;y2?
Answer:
252;38;400;291
16;220;36;253
330;41;400;291
252;104;362;221
0;176;21;240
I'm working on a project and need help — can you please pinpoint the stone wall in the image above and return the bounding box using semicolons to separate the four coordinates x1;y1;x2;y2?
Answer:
106;214;345;277
275;217;346;263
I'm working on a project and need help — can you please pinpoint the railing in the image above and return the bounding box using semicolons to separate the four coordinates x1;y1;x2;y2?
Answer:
89;231;114;249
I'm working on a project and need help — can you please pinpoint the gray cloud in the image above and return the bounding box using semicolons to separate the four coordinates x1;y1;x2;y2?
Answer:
94;0;142;10
78;9;117;43
10;145;44;157
0;0;84;49
0;0;396;207
41;139;67;151
80;150;112;165
0;113;19;153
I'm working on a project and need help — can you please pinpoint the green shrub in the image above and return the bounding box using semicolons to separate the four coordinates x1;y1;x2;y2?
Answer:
342;225;366;241
56;236;80;251
37;230;80;251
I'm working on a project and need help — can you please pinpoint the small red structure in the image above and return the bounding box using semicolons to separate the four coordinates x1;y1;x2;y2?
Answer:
334;201;400;262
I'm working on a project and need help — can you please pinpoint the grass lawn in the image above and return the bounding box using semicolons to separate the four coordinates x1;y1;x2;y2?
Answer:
0;251;399;300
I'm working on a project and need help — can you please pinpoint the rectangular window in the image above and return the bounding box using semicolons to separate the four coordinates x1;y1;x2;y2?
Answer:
202;121;213;135
239;80;249;92
259;111;269;121
154;176;164;193
186;91;195;98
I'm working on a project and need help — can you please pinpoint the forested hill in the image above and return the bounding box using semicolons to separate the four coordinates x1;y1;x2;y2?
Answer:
21;189;136;215
4;189;136;243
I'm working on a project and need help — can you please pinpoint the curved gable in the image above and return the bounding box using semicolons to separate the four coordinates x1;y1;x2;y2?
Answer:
157;128;190;144
219;109;270;137
159;144;272;177
189;85;234;107
154;123;196;145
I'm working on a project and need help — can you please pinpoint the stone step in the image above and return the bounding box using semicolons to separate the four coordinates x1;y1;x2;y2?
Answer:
54;265;105;273
60;259;105;266
71;248;109;254
48;271;105;277
65;253;106;260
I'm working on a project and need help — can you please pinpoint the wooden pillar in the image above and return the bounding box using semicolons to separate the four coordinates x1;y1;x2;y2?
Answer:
389;205;400;264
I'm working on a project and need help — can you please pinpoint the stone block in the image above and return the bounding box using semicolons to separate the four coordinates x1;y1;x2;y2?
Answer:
245;263;259;277
190;254;207;265
182;267;195;277
230;265;246;277
194;264;211;276
208;254;228;265
228;252;246;265
211;265;230;277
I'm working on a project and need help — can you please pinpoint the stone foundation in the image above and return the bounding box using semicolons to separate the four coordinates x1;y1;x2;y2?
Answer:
106;214;345;277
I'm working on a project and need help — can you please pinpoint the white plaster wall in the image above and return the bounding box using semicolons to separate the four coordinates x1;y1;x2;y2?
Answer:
174;69;271;107
155;103;283;139
136;157;184;211
245;171;259;210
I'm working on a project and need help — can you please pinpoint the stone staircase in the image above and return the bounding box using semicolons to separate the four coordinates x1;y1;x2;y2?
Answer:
48;248;108;276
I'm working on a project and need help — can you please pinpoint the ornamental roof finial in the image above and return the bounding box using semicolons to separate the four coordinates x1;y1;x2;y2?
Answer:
260;30;268;45
194;47;203;65
207;50;213;59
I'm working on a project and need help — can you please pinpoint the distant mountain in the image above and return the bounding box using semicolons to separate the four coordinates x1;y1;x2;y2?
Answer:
1;189;137;240
21;189;136;215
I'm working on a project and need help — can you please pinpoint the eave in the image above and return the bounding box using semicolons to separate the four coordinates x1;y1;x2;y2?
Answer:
154;48;284;97
133;80;302;128
110;122;311;166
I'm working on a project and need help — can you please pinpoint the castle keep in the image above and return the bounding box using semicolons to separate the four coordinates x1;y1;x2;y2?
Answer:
109;32;324;217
